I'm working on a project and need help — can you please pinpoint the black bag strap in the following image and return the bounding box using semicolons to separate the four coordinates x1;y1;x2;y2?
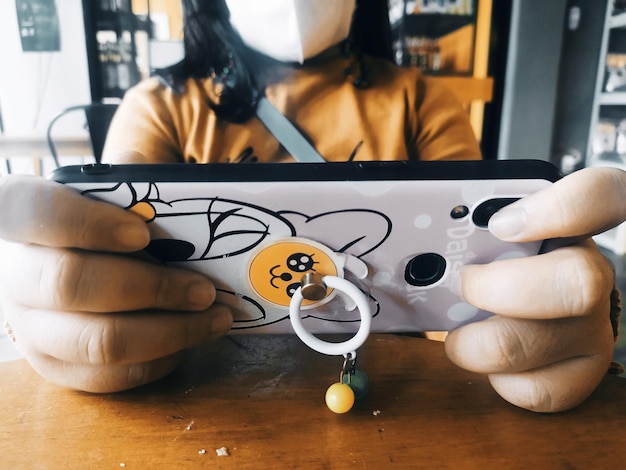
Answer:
256;97;326;163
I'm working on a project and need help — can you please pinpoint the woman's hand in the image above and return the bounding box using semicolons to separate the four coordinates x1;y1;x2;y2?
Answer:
0;175;232;393
445;167;625;412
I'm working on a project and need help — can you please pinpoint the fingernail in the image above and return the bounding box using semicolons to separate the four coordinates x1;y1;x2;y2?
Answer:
114;224;150;249
447;268;465;301
211;307;233;334
187;281;215;309
488;204;526;240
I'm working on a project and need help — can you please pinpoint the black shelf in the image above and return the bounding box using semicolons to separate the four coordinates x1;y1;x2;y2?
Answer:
393;13;475;39
391;9;478;73
82;0;152;102
90;11;151;34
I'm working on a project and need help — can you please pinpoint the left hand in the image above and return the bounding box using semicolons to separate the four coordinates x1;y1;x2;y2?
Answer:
445;169;618;412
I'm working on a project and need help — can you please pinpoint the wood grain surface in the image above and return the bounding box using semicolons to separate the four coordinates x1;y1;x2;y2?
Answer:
2;334;625;469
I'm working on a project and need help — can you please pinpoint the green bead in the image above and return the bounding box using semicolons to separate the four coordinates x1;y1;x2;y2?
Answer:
343;369;369;399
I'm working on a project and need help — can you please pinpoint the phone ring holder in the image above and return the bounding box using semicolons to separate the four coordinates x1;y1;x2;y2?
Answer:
289;275;372;357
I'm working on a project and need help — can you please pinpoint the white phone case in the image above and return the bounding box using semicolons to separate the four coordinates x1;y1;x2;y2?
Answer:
49;160;561;333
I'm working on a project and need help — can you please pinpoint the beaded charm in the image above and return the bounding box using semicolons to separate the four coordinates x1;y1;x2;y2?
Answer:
289;274;372;414
325;351;370;413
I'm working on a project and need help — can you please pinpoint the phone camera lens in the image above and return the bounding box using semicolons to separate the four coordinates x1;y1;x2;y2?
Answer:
472;198;520;228
450;205;469;219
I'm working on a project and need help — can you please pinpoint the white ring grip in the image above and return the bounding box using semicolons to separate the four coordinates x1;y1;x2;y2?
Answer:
289;275;372;356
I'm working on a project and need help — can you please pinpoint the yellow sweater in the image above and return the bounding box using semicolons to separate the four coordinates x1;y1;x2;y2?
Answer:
102;50;481;164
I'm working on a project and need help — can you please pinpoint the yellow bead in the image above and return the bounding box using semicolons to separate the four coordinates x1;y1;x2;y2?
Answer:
325;383;355;414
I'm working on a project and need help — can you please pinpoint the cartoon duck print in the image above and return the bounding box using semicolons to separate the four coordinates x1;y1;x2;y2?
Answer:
80;181;388;330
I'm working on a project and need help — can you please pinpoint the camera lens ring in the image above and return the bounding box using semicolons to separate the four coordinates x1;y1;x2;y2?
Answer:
450;205;470;219
472;198;520;228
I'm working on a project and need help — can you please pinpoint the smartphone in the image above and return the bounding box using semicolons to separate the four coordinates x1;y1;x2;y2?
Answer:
49;160;561;333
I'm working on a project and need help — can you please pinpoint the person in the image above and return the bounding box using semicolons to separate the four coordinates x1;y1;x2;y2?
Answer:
102;0;480;164
0;0;619;413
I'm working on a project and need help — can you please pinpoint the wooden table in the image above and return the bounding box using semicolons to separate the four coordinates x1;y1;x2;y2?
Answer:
2;334;625;468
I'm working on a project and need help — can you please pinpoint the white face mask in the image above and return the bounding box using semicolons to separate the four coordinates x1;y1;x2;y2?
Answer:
225;0;356;64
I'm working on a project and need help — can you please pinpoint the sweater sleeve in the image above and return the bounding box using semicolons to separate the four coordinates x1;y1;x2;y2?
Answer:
101;78;183;164
413;76;482;162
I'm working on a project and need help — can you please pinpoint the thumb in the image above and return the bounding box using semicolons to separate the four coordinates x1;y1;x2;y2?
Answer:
488;167;626;242
0;175;150;251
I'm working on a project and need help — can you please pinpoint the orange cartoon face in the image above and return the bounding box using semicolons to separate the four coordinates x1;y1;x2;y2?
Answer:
248;238;341;308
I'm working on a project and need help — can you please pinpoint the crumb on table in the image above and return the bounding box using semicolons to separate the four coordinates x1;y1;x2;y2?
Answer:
216;446;230;457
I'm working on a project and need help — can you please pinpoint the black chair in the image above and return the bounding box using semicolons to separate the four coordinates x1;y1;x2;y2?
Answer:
46;102;119;166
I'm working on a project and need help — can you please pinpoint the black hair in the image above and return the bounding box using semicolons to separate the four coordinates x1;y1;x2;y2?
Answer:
163;0;393;123
351;0;394;61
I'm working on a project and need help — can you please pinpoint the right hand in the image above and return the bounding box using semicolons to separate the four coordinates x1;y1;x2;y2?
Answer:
445;166;626;412
488;166;626;241
0;175;232;393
